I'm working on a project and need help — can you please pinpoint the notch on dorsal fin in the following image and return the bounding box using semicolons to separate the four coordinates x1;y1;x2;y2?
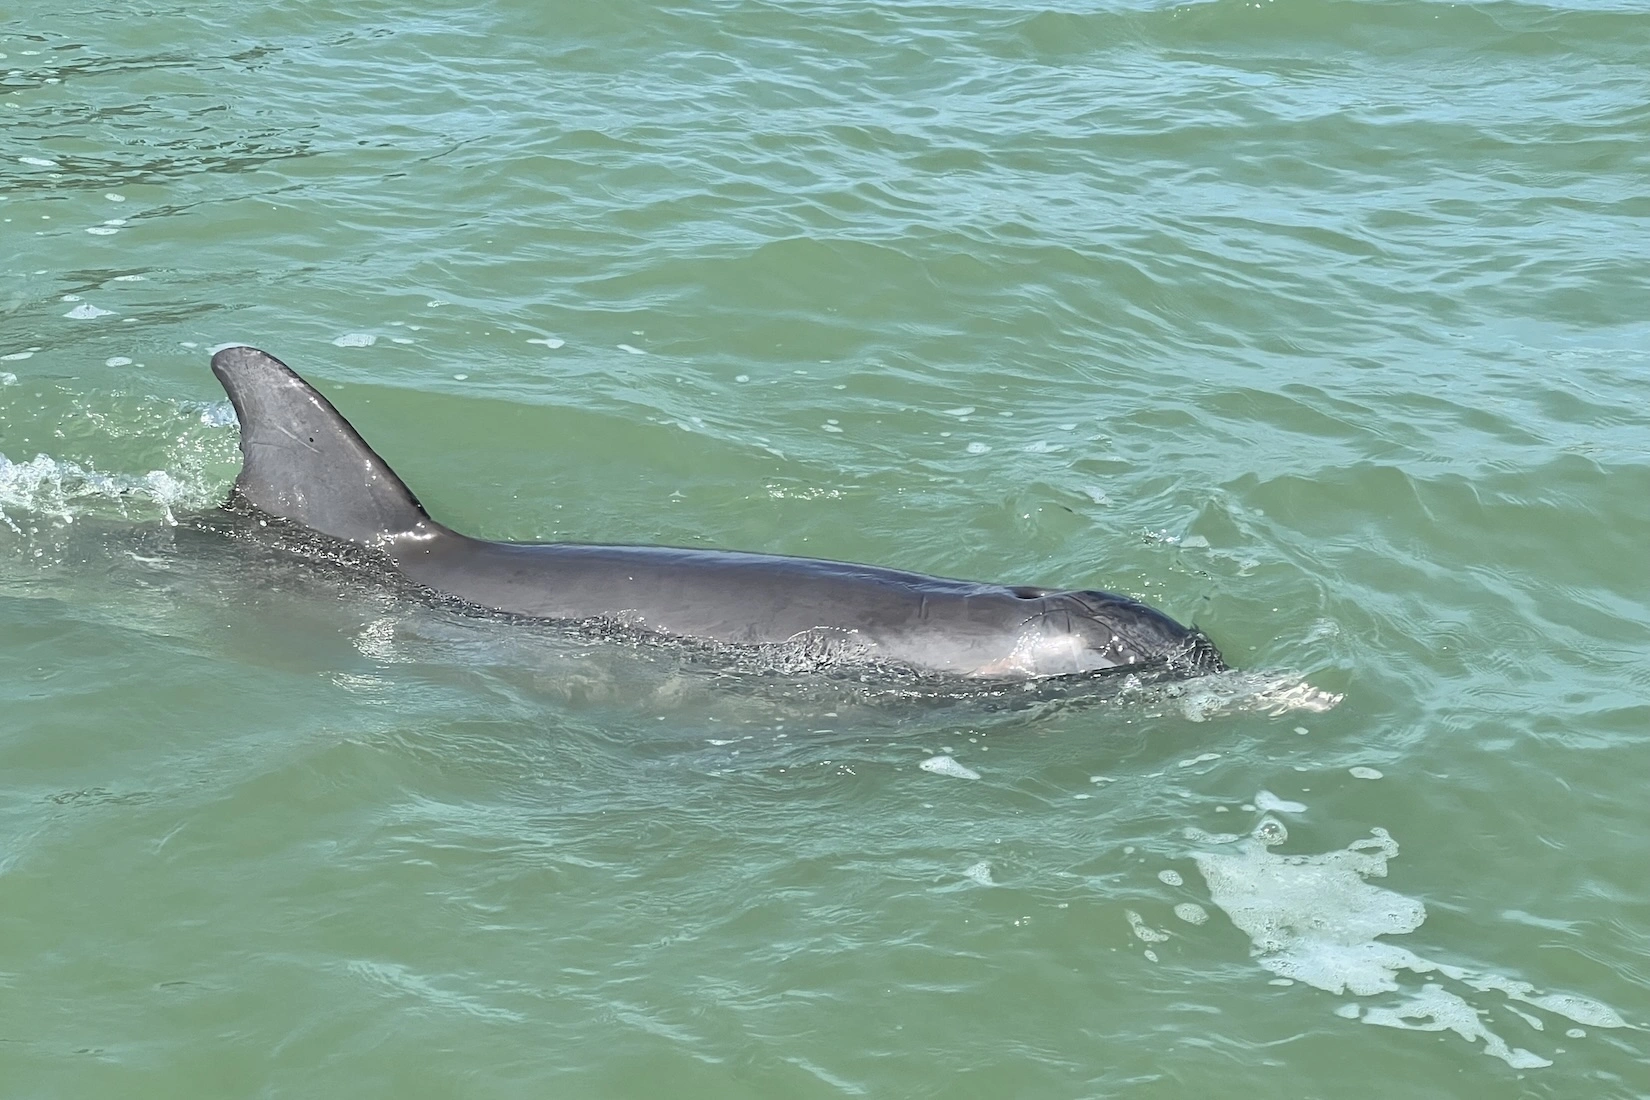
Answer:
211;346;430;546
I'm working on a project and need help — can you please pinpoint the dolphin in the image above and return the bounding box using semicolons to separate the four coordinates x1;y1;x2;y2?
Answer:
208;346;1224;681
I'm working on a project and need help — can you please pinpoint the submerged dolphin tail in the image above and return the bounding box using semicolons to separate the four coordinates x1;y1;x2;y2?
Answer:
211;345;431;545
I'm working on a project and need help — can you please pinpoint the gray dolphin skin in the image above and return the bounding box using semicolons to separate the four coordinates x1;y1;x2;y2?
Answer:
210;346;1224;681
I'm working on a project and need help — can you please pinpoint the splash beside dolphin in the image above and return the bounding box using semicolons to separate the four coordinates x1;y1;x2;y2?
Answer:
208;346;1224;681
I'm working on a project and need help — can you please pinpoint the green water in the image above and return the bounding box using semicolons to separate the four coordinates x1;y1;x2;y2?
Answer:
3;0;1648;1094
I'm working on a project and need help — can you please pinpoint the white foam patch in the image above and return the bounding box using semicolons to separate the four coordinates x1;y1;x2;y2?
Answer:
617;343;644;355
19;156;57;167
333;333;376;348
1;351;31;361
1158;869;1184;886
0;372;16;386
105;356;132;367
1191;824;1625;1069
1350;767;1383;780
1174;902;1209;925
965;442;991;454
1361;986;1552;1069
64;302;114;319
963;861;994;886
919;755;979;780
527;337;565;349
1126;910;1170;943
1255;790;1306;815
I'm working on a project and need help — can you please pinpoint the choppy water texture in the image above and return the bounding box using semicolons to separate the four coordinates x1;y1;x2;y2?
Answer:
4;0;1649;1094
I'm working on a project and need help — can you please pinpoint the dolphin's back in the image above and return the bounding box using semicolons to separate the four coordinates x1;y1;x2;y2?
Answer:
206;346;1225;680
211;346;431;545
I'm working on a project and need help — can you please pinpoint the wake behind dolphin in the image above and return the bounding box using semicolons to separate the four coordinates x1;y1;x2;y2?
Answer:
209;346;1225;682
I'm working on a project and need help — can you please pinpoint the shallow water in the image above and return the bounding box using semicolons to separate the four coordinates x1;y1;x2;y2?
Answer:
3;0;1648;1093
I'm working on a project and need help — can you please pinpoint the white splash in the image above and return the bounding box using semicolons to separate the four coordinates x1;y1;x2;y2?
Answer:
1147;670;1343;722
333;333;377;348
64;302;115;319
0;453;203;530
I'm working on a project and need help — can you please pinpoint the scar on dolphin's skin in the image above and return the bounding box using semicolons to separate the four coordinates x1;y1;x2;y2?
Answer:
210;345;1225;681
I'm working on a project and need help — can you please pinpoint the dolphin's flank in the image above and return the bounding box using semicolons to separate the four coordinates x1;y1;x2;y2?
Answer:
209;345;1225;681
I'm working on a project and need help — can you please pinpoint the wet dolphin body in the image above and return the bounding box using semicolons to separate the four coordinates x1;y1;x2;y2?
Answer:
210;346;1224;681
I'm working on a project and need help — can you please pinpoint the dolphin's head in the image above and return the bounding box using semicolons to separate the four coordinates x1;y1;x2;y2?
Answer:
989;588;1226;679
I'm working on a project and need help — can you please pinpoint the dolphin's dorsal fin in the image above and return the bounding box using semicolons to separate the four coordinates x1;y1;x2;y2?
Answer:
211;345;431;545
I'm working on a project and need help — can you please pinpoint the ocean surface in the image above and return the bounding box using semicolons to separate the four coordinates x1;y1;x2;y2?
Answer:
3;0;1648;1094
